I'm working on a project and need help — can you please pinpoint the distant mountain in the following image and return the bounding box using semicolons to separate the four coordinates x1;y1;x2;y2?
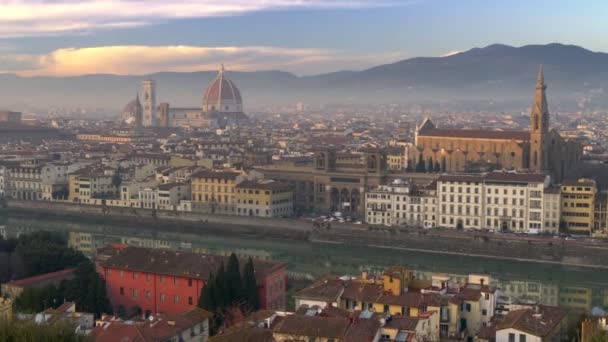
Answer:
1;43;608;114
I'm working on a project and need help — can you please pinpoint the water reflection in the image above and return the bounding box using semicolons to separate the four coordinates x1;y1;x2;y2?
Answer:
2;215;607;314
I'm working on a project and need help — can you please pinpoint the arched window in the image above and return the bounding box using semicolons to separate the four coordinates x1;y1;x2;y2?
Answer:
533;151;538;166
534;114;539;130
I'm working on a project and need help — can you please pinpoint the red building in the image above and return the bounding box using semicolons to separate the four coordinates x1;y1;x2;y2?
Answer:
96;244;286;315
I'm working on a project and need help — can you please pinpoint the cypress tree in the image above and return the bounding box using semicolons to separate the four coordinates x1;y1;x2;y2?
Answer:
427;158;434;173
434;160;441;173
226;253;242;304
199;271;216;311
214;263;227;308
416;154;426;173
242;258;260;311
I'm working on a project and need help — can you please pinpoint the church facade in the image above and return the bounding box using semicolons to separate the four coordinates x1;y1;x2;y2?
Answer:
408;66;581;182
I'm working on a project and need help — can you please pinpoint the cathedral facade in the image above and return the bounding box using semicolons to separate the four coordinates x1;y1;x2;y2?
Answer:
408;66;581;182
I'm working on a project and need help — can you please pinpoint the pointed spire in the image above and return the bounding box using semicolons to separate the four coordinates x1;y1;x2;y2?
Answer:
536;64;545;89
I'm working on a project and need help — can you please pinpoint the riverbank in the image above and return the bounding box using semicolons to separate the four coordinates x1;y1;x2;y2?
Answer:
4;199;608;269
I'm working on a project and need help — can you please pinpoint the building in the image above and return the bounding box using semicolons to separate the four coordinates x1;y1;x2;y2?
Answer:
201;65;249;129
257;148;388;217
0;268;76;299
0;110;21;123
69;166;119;203
4;160;43;200
33;302;95;335
96;244;287;315
560;179;597;234
91;308;213;342
365;180;433;227
235;179;294;218
190;169;244;214
581;316;608;342
0;297;12;321
142;80;156;127
496;305;567;342
436;171;555;233
409;67;581;182
158;102;170;128
594;193;608;237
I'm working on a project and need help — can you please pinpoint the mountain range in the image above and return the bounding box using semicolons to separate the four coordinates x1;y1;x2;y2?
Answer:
1;43;607;114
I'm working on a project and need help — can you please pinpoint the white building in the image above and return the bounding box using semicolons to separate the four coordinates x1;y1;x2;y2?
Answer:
365;179;436;228
495;305;566;342
437;171;556;234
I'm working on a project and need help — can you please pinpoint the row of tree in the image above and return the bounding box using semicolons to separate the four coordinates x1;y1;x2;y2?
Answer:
0;320;85;342
198;254;260;333
406;154;447;173
0;231;87;284
14;260;112;317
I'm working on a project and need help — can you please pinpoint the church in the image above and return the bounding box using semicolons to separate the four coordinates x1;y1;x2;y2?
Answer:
408;66;581;182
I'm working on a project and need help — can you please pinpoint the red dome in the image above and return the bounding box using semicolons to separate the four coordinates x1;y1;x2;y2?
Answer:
202;65;243;113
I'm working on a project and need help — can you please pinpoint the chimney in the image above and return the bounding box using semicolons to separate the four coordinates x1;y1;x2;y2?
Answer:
480;278;485;285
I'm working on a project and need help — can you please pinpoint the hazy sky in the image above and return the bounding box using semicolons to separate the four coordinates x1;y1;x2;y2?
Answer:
1;0;607;76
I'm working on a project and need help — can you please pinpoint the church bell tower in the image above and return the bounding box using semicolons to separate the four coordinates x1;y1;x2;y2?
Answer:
529;65;549;172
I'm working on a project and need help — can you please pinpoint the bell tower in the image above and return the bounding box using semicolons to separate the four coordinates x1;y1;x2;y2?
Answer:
529;65;549;172
142;79;156;127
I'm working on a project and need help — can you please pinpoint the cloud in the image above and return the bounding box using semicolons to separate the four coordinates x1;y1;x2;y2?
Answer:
0;0;396;37
441;50;464;57
0;45;407;76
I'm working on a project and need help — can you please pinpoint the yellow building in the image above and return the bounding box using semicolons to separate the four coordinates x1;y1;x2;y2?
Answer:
594;194;608;237
559;285;593;311
190;169;243;214
68;231;94;255
561;179;596;234
235;180;294;218
0;297;12;321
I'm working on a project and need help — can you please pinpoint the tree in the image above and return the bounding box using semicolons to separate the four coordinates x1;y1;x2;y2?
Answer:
415;154;426;173
214;263;228;309
0;320;85;341
225;253;243;304
242;258;260;312
434;160;441;173
199;271;217;311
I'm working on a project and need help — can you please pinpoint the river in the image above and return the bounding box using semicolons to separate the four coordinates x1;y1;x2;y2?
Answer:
1;212;607;315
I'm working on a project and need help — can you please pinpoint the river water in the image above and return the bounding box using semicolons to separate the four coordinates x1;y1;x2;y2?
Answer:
1;213;607;315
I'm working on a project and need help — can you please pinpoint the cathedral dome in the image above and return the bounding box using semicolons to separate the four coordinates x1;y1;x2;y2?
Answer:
202;65;243;113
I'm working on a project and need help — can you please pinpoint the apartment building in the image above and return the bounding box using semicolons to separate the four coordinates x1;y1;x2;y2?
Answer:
437;172;553;233
561;179;597;234
365;180;432;227
190;169;244;214
235;179;294;218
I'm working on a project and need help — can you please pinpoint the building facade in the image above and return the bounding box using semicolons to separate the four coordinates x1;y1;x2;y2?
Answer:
235;179;294;218
409;67;581;182
190;169;244;214
96;245;287;315
560;179;596;234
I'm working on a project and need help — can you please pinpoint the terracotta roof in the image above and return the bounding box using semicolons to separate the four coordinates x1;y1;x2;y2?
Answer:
236;180;293;191
562;179;596;187
418;128;530;141
485;171;546;184
274;315;349;339
91;308;213;342
294;276;344;302
98;245;284;283
384;316;421;331
190;169;241;180
497;306;566;337
5;268;76;288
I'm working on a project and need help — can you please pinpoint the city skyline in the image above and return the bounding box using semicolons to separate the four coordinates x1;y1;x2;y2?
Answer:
1;0;608;76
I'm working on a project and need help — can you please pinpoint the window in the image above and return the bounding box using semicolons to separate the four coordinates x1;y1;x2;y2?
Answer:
174;277;179;286
188;278;193;287
133;272;138;280
509;333;515;342
482;309;487;316
188;296;193;305
466;303;471;312
519;334;527;342
120;287;124;295
160;293;165;303
174;295;180;304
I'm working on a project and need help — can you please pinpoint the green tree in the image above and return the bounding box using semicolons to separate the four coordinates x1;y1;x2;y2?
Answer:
0;320;85;341
434;160;441;173
214;263;228;309
199;271;217;311
415;155;426;173
242;258;260;311
225;253;243;304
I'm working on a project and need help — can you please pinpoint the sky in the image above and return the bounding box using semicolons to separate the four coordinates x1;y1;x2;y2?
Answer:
1;0;607;77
